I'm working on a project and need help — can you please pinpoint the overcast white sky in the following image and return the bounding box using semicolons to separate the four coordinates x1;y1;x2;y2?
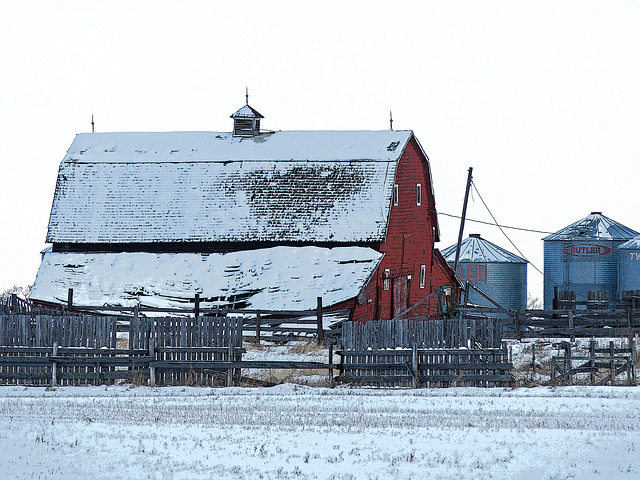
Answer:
1;0;639;301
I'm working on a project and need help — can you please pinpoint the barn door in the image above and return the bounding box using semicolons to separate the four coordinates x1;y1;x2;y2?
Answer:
392;276;409;319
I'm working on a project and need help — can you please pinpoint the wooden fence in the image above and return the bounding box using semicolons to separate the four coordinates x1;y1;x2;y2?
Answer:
338;318;512;387
550;340;636;386
0;314;118;348
341;317;504;350
0;314;243;387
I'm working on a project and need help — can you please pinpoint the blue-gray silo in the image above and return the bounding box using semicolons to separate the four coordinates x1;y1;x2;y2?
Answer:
543;212;639;309
441;234;527;313
618;237;640;294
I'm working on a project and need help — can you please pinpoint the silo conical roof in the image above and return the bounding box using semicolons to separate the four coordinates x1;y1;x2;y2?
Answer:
619;236;640;249
543;212;639;241
441;234;526;264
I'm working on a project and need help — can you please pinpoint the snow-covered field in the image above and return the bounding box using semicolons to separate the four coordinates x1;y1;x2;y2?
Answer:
1;384;638;480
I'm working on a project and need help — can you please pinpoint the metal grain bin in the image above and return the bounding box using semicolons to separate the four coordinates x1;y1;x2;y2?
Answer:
618;237;640;293
441;234;527;314
543;212;639;309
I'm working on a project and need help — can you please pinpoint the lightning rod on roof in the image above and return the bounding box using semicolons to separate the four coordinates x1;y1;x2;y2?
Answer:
389;111;393;131
91;114;95;133
246;87;249;105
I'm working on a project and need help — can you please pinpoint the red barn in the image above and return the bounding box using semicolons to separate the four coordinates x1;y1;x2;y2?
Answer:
31;103;457;321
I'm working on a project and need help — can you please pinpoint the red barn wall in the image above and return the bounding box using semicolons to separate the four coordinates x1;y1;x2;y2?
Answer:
351;135;457;322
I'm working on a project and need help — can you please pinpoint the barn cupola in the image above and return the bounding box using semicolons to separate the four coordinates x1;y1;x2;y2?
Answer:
231;91;264;137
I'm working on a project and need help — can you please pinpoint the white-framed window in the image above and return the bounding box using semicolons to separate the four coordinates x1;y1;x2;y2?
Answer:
393;184;399;206
416;183;422;206
383;268;390;291
419;264;426;288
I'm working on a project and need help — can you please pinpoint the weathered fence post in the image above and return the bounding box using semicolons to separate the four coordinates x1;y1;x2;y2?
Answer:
631;336;637;383
532;343;536;376
148;341;156;387
567;342;573;383
515;310;521;341
589;339;596;384
67;289;73;312
609;341;615;386
194;293;200;319
51;341;58;386
227;343;233;387
328;343;334;388
568;310;574;342
412;342;419;388
316;297;324;345
255;311;261;345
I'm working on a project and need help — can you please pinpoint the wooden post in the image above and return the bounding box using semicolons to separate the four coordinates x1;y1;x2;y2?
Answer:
227;343;233;387
589;339;596;384
610;341;615;386
515;310;521;341
67;288;74;312
328;343;334;388
412;342;419;388
148;341;156;387
194;293;200;319
51;342;58;386
565;342;573;384
631;337;637;383
568;310;574;342
316;297;324;345
132;305;139;350
255;311;261;345
532;343;536;376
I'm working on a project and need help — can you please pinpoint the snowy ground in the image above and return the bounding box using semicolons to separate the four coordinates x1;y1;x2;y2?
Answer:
1;384;639;480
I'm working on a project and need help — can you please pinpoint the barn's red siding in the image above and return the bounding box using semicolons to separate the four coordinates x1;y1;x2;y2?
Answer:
351;136;457;322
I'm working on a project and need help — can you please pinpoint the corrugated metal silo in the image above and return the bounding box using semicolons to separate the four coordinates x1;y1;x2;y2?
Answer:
441;234;527;314
618;237;640;294
543;212;639;309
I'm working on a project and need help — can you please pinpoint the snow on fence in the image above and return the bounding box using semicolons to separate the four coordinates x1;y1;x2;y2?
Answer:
338;318;512;387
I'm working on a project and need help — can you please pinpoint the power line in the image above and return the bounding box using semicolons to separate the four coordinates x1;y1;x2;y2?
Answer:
469;180;544;276
437;212;553;235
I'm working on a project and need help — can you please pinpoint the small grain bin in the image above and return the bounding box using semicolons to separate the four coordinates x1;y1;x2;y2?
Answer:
441;234;527;314
618;237;640;296
543;212;639;310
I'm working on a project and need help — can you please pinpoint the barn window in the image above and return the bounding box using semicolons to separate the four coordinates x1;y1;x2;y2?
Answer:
383;268;390;291
393;184;399;206
416;183;422;206
419;265;426;288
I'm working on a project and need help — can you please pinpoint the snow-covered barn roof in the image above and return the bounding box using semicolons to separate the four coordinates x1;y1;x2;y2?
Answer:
30;246;383;311
47;130;413;244
543;212;639;242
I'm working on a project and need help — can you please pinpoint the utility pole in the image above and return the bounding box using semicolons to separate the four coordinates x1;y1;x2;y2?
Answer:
453;167;473;275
